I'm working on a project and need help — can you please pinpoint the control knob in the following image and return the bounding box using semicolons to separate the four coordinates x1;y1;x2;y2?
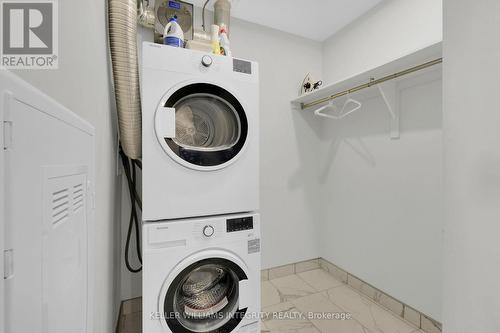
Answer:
203;225;215;237
201;55;213;67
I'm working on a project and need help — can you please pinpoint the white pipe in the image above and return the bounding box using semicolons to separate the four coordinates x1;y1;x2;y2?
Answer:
214;0;231;33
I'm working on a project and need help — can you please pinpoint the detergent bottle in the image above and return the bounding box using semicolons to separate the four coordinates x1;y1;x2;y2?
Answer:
219;24;232;57
163;16;184;47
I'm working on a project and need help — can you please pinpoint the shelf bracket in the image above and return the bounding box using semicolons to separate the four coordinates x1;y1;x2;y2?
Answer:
378;81;400;140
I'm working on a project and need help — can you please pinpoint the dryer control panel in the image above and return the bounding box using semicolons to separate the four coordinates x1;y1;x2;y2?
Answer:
227;216;254;233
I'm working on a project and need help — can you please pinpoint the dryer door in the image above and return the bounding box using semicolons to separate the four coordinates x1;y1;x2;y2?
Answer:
162;258;249;333
155;83;249;171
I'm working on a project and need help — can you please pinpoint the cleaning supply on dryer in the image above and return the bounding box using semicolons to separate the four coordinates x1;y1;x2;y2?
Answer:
211;24;221;55
219;24;232;57
163;16;184;47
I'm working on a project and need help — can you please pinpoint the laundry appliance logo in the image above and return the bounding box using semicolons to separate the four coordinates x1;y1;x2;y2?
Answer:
1;0;58;69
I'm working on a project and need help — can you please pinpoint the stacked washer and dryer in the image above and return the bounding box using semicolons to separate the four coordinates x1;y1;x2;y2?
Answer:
141;42;261;333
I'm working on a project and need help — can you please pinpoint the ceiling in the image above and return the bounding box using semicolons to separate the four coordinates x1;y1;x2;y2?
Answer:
188;0;383;41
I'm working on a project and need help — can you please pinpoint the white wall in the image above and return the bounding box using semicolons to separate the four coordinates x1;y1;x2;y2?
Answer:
322;0;442;84
14;0;121;331
318;0;443;321
319;75;443;320
443;1;500;331
229;19;323;269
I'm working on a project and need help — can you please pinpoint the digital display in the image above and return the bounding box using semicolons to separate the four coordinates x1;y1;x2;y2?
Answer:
168;1;181;9
227;216;254;232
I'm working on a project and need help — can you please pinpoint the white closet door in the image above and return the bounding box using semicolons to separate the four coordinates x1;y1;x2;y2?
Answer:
0;71;95;333
0;74;6;333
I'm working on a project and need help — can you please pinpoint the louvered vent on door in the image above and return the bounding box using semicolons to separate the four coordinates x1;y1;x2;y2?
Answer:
51;183;86;226
72;183;84;212
52;188;70;225
46;171;87;227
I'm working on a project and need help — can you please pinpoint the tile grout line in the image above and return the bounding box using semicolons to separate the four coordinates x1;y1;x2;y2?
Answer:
343;273;427;330
271;271;375;333
294;270;322;293
262;287;321;333
266;271;351;332
288;292;337;333
323;285;417;333
315;290;373;333
266;279;289;307
325;278;423;332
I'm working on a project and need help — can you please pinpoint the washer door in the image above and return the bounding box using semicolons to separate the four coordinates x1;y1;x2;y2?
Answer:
163;258;248;333
157;83;248;170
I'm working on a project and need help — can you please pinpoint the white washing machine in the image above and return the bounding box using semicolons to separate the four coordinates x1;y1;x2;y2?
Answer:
141;43;259;221
143;213;261;333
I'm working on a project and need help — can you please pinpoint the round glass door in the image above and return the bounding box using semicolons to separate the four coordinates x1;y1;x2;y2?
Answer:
160;83;248;169
163;258;248;333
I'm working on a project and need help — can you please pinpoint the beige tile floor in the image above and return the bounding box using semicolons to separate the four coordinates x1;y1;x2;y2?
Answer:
119;269;424;333
262;269;424;333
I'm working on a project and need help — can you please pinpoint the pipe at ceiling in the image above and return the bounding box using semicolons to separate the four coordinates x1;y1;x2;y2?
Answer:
214;0;231;33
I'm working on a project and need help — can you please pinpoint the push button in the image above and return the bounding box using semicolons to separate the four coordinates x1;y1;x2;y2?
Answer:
203;225;215;237
201;55;213;67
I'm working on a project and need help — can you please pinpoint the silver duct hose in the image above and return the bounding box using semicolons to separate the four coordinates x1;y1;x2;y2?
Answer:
214;0;231;33
108;0;142;159
203;0;231;33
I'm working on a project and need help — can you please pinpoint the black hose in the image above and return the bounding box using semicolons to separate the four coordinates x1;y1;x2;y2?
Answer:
133;159;142;170
131;159;142;263
120;146;142;273
202;0;211;32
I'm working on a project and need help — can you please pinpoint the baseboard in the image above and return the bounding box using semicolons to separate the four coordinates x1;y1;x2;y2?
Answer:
261;258;322;280
262;258;442;333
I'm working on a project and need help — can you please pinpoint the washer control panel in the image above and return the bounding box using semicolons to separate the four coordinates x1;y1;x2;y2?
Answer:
227;216;254;233
146;214;259;246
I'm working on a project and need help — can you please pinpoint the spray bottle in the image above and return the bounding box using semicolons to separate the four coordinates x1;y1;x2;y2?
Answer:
163;16;184;48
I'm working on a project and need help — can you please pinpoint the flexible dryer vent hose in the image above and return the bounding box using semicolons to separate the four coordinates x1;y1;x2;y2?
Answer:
214;0;231;34
108;0;142;159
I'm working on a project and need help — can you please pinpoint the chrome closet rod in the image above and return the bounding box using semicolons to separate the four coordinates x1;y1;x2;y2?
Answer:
301;58;443;110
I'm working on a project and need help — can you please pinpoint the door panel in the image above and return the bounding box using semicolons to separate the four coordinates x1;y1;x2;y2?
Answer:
0;72;94;333
163;258;248;333
157;83;249;170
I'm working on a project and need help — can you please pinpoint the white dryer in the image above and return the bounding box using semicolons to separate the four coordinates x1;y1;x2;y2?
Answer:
141;43;259;221
143;213;261;333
